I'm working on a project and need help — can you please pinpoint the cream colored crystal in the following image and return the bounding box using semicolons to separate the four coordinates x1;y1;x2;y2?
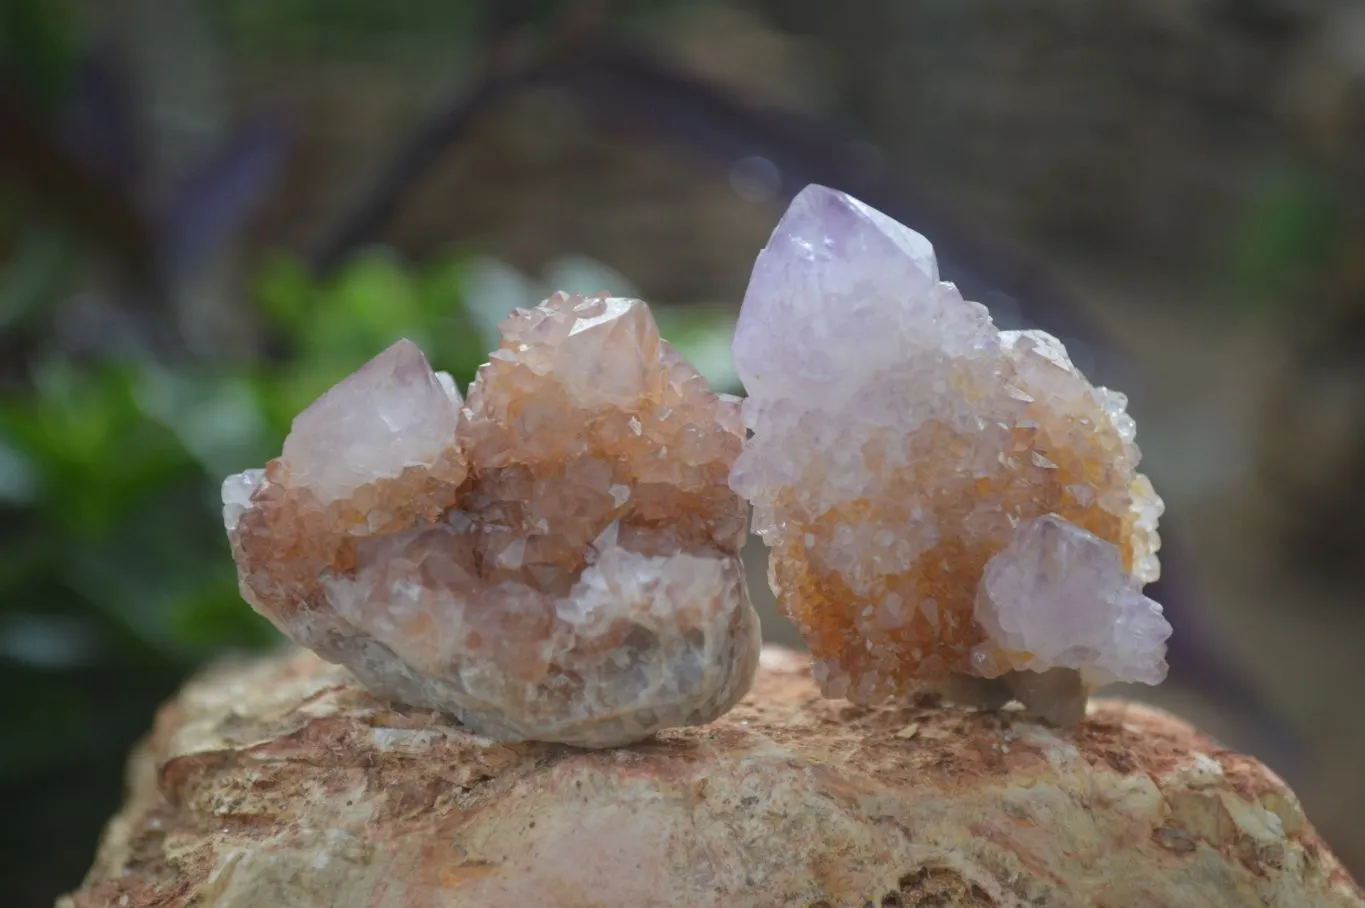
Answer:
225;293;758;747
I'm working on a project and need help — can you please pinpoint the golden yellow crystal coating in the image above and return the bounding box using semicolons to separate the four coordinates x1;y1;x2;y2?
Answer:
224;293;759;747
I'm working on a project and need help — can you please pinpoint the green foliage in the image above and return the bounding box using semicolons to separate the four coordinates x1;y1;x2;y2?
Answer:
0;0;80;109
254;250;488;410
1226;163;1345;312
215;0;480;58
0;218;79;335
214;0;713;60
0;248;492;784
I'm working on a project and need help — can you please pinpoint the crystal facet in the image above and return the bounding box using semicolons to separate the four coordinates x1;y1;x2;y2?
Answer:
973;515;1169;688
225;293;759;747
731;184;1170;719
281;339;463;503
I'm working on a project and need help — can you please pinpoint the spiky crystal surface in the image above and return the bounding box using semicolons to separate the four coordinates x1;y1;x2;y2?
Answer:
225;293;759;747
730;185;1170;712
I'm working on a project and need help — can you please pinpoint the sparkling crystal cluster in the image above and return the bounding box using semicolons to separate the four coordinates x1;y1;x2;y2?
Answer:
730;185;1170;722
225;293;760;747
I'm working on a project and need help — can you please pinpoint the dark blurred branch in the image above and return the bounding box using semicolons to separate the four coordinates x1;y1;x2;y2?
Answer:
314;27;1102;345
0;72;158;293
158;115;290;289
0;36;290;359
312;70;532;274
58;44;145;192
315;0;567;271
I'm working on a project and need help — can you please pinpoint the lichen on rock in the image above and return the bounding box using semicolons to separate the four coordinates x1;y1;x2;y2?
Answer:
223;292;759;747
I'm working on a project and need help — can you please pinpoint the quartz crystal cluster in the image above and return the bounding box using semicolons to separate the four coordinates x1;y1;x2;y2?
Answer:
730;185;1171;722
224;293;760;747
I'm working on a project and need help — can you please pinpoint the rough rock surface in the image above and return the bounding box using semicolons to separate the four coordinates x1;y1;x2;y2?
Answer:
731;185;1168;715
61;647;1361;908
225;292;759;747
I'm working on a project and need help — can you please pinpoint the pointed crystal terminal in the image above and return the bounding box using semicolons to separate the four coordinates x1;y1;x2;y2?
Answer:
731;185;1168;720
281;339;463;502
732;185;947;406
225;293;759;747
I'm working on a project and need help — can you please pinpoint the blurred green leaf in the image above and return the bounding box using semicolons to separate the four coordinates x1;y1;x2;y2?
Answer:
1227;164;1345;311
654;304;740;393
417;257;487;384
136;367;272;478
0;0;80;109
167;563;278;651
0;519;48;590
460;255;541;348
0;361;194;535
254;252;315;334
0;225;76;332
0;435;38;504
257;248;490;391
314;249;427;357
0;613;100;670
217;0;480;58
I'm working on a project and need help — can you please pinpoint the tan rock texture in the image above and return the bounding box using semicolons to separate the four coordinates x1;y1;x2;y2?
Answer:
61;646;1362;908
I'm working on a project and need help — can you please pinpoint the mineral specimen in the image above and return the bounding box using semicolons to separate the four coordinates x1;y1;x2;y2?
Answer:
730;185;1170;722
224;292;760;747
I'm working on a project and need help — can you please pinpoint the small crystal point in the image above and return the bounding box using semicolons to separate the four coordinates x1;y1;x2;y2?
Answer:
225;295;758;747
731;185;1168;719
221;469;264;532
280;339;461;502
974;515;1171;687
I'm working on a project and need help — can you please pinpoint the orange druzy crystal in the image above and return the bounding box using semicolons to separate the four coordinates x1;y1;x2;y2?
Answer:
225;293;759;747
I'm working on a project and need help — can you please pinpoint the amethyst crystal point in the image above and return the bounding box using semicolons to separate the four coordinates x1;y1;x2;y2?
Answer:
732;184;953;404
730;184;1170;722
973;515;1171;688
280;339;463;502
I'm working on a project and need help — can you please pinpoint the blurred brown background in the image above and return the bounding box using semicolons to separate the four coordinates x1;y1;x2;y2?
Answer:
3;1;1364;904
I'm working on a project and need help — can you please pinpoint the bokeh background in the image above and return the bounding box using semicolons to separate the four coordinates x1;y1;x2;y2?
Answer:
3;1;1364;904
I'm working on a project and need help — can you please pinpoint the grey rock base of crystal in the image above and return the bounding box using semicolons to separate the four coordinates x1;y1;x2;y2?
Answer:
61;647;1362;908
937;667;1089;727
296;582;762;748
